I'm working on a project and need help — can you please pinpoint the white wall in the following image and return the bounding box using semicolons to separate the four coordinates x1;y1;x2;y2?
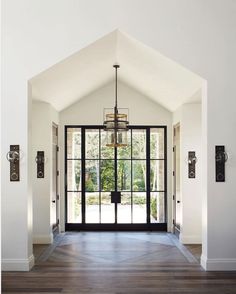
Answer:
173;103;202;244
32;101;59;244
2;0;236;271
59;81;173;231
182;104;202;244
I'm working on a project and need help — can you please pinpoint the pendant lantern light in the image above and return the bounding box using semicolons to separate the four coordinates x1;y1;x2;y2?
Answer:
103;65;129;147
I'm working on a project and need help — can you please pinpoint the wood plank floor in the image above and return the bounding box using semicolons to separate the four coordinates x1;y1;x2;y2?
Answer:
2;232;236;293
185;244;202;263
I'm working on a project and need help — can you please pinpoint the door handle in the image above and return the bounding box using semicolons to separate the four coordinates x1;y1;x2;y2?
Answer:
110;191;121;203
52;200;56;203
177;200;180;203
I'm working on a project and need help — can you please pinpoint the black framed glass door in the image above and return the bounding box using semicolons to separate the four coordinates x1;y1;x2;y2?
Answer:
65;126;167;231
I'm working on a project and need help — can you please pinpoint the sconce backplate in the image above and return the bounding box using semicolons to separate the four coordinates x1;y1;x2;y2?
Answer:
215;145;225;182
10;145;20;181
37;151;45;178
188;151;196;178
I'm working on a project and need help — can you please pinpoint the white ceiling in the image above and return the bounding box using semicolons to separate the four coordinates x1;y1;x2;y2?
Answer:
30;30;203;112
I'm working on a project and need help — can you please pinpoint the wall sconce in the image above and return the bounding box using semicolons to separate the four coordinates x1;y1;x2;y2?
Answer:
188;151;197;178
215;146;228;182
35;151;45;178
6;145;20;181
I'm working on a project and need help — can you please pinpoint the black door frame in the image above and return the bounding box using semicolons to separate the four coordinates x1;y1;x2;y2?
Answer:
65;125;167;231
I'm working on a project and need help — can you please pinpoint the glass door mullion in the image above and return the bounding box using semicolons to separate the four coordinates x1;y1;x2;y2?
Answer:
81;128;86;224
99;129;101;224
131;128;133;223
146;128;151;224
114;146;118;224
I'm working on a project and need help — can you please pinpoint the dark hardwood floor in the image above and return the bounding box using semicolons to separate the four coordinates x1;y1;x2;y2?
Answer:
185;244;202;263
33;244;49;260
2;232;236;293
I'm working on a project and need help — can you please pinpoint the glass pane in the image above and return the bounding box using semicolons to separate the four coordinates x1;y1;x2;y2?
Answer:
67;160;81;191
101;130;114;159
132;192;146;223
117;130;131;159
85;192;100;223
117;160;131;191
85;160;99;191
86;129;99;159
117;193;131;223
100;160;115;191
150;128;165;159
67;128;81;159
151;192;165;223
132;129;146;159
132;160;146;191
67;192;82;223
150;160;165;191
101;192;115;223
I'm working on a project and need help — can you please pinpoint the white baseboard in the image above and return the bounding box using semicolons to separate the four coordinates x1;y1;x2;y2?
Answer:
59;223;65;232
201;254;236;271
2;254;35;271
179;234;202;244
58;224;64;233
33;233;53;244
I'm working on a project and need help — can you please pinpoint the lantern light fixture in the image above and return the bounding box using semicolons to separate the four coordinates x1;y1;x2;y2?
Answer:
103;65;129;147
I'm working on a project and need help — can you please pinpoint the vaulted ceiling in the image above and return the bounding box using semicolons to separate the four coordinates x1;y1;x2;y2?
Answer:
30;30;203;112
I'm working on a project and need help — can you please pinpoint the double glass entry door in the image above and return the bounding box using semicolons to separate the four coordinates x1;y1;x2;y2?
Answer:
65;126;167;230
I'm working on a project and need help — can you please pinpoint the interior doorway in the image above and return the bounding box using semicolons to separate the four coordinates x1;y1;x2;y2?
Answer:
65;125;167;231
52;123;59;231
173;124;181;236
